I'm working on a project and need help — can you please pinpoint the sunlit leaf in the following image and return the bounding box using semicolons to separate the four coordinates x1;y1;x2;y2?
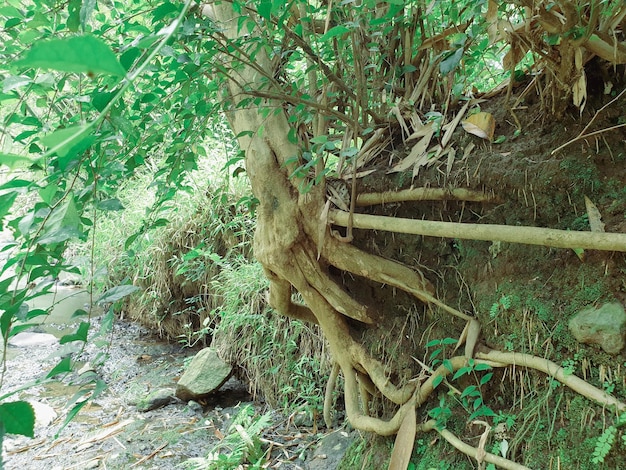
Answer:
40;125;93;158
16;35;125;77
0;154;38;169
38;195;84;245
47;356;73;378
60;321;90;344
319;25;350;42
462;112;495;141
2;75;31;93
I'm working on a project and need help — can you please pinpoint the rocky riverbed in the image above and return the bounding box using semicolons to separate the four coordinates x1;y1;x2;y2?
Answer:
1;302;355;469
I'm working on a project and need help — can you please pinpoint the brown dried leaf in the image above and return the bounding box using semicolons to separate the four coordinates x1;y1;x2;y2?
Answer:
391;106;411;141
446;146;456;176
584;196;605;232
388;406;416;470
573;72;587;112
461;112;495;141
441;101;470;148
486;0;500;44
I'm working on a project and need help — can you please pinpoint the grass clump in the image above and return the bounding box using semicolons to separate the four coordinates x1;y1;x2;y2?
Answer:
211;257;330;416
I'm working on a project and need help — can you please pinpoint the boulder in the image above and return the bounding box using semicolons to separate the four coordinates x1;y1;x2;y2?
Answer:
568;302;626;354
175;347;233;401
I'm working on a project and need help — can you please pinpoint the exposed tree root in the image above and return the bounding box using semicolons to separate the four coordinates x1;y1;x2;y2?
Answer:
330;209;626;251
475;350;626;412
418;420;531;470
323;362;340;429
355;187;501;207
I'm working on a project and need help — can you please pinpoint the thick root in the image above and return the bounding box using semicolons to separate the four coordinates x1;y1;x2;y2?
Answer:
418;420;531;470
476;350;626;411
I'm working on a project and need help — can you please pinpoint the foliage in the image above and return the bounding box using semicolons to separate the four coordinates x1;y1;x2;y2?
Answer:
0;2;625;469
591;412;626;464
211;258;329;414
181;404;271;470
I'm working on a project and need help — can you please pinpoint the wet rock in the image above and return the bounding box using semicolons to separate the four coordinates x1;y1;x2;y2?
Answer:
9;332;57;347
136;388;177;411
29;400;57;428
186;400;204;414
306;430;355;470
569;302;626;354
175;347;233;401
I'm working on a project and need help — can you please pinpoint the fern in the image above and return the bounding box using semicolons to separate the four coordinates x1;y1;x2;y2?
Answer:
592;425;616;464
181;405;272;470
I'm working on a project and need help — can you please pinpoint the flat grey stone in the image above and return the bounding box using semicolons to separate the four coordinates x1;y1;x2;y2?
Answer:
9;332;58;347
306;430;355;470
136;388;176;412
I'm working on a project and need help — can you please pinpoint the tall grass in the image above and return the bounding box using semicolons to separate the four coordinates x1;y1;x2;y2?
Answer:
78;153;329;413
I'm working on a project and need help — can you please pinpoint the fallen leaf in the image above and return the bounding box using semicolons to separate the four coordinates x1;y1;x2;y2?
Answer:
584;196;605;233
461;112;495;141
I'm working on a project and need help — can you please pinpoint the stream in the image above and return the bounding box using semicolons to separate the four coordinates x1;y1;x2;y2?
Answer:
0;284;354;469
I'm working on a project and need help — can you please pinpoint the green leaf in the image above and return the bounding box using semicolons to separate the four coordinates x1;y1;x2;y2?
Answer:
258;0;272;20
16;35;126;77
0;401;35;437
60;321;90;344
0;192;17;229
0;153;38;169
440;48;464;75
67;0;81;32
460;385;477;399
47;356;73;378
432;375;444;389
480;372;494;385
96;284;140;304
40;125;93;159
38;195;84;245
96;198;125;211
319;25;351;42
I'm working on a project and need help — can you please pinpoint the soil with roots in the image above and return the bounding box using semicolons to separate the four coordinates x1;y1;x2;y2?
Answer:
330;92;626;468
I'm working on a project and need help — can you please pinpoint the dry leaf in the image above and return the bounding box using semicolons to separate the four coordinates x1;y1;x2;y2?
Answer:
446;146;456;176
461;112;495;141
388;406;416;470
463;142;475;160
441;101;470;148
391;106;411;141
584;196;605;232
573;72;587;112
389;124;434;173
486;0;500;44
464;319;481;359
